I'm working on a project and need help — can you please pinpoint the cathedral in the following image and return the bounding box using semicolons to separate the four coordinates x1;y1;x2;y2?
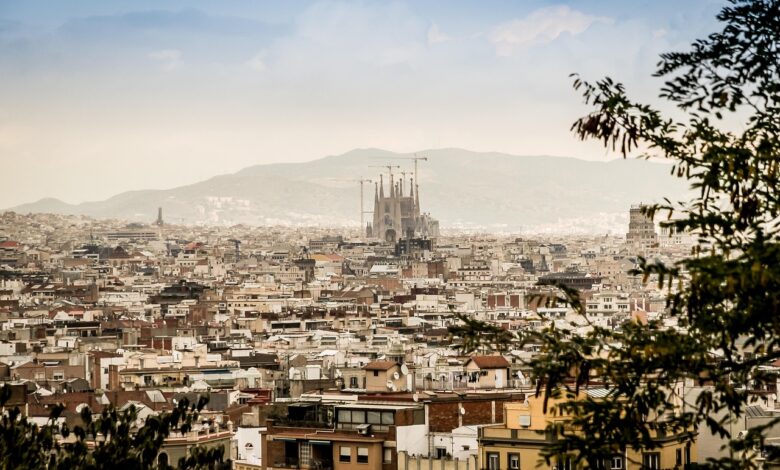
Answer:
366;173;439;242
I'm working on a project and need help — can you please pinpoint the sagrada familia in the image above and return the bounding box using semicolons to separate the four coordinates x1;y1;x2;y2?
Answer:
366;173;440;242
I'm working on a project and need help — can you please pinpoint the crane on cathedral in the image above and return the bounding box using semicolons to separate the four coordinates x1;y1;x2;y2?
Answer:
365;159;438;242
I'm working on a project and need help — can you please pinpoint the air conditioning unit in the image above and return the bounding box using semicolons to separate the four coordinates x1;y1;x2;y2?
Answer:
357;424;372;436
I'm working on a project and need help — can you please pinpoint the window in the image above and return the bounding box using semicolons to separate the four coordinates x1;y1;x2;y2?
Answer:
373;370;379;377
685;445;691;464
611;456;623;470
339;446;351;463
338;409;392;431
382;411;394;425
357;447;369;464
642;453;660;469
509;453;520;470
350;377;358;388
435;448;447;459
676;449;682;466
384;448;393;464
368;411;382;424
487;453;500;470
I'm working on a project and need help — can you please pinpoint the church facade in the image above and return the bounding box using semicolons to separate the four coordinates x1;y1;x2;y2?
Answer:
366;174;439;242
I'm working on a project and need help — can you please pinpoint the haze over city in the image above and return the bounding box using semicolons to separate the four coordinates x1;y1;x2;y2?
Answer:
1;0;720;208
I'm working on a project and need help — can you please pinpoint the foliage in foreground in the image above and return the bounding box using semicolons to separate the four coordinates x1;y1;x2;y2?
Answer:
0;386;226;470
453;0;780;468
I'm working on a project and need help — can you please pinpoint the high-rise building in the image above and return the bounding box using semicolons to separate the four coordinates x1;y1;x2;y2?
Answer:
626;204;657;250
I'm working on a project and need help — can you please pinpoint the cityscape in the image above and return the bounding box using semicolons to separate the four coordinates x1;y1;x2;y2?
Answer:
1;184;699;469
1;1;779;469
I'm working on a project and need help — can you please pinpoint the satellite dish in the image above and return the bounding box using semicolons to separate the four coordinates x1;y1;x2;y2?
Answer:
393;371;400;380
335;369;342;378
391;384;398;392
401;364;409;375
413;393;419;402
386;380;394;389
459;406;466;416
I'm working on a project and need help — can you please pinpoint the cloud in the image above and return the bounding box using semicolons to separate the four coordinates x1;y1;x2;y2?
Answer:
148;48;182;70
489;5;611;56
427;23;450;45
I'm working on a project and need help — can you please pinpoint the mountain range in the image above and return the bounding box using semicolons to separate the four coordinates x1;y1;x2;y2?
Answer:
9;148;689;233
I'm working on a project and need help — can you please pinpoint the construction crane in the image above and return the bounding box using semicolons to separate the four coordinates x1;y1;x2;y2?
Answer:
381;153;428;186
368;164;400;181
355;178;373;232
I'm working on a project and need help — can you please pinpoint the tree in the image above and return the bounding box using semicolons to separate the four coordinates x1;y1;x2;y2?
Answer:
0;386;227;469
453;1;780;468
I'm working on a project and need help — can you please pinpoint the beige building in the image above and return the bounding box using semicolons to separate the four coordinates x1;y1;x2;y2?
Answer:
479;390;696;469
463;355;510;389
363;361;407;392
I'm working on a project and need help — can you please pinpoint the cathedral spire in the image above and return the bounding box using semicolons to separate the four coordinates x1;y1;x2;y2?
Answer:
390;173;395;198
379;174;384;199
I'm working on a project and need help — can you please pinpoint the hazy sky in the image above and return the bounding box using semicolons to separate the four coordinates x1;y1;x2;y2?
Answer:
0;0;722;207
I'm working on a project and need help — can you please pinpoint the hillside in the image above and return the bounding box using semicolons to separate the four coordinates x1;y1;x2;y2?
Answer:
10;148;688;232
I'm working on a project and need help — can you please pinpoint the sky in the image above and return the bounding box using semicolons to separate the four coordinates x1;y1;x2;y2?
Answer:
0;0;724;207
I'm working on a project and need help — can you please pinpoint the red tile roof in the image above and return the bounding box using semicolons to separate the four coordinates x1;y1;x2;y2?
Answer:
364;361;398;371
468;355;510;369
